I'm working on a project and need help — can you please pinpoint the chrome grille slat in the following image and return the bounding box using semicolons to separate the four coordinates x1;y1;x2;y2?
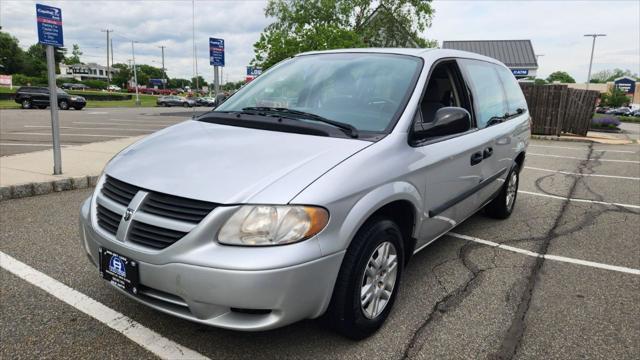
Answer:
96;176;218;250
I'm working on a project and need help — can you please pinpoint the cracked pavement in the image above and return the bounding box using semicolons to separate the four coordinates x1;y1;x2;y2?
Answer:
1;139;639;359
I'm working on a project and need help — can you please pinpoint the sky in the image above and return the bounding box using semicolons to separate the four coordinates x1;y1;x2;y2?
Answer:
0;0;638;83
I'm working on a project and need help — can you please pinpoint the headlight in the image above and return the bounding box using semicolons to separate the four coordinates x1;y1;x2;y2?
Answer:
218;205;329;246
70;96;78;100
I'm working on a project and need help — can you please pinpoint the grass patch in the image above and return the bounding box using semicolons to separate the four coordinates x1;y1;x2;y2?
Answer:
0;87;16;94
0;93;159;109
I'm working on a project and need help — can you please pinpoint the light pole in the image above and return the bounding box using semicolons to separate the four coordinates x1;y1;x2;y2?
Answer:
158;45;166;89
101;29;113;88
131;41;140;105
584;34;606;90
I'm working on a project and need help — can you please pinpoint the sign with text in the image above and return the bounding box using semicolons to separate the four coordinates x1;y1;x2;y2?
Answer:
614;77;636;94
246;66;262;77
511;69;529;76
36;4;63;47
209;38;225;67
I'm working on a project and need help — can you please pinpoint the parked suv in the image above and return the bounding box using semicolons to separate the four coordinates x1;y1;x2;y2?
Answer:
15;86;86;110
79;49;529;339
156;95;195;107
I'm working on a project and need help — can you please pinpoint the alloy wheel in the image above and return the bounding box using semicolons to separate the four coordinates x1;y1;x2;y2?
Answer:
506;171;518;210
360;241;398;319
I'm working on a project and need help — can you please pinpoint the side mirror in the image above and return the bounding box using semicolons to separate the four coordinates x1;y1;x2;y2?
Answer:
414;107;471;140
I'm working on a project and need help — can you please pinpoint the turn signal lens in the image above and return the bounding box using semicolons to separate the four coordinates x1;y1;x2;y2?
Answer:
218;205;329;246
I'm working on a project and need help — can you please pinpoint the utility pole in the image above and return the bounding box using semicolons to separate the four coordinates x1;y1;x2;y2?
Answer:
584;34;606;90
110;38;114;68
101;29;113;88
131;41;140;105
192;0;199;93
159;45;166;89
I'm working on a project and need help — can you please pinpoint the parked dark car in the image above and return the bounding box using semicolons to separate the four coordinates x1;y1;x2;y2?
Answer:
595;106;609;114
195;97;216;106
631;109;640;117
61;83;90;90
14;86;86;110
156;95;195;107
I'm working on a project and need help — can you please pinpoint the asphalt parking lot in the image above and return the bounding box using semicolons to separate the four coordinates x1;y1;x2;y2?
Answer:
0;107;207;156
1;139;638;359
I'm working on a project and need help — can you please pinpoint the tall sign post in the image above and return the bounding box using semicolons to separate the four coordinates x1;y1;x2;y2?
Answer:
36;3;63;175
209;38;225;96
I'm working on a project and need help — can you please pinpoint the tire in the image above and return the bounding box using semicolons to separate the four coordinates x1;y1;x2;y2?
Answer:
485;163;520;219
37;105;47;109
21;99;32;109
326;217;404;339
59;100;69;110
74;106;83;110
164;103;170;107
183;102;189;108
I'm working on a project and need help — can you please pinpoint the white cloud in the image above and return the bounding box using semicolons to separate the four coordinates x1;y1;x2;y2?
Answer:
427;0;640;82
1;0;638;83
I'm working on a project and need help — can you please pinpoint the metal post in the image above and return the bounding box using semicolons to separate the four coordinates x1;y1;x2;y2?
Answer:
214;65;219;97
46;45;62;175
110;38;114;68
131;41;140;105
584;34;606;90
101;29;113;87
159;45;166;89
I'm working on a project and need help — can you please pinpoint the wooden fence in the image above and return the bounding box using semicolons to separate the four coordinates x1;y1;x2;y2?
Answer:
519;83;600;136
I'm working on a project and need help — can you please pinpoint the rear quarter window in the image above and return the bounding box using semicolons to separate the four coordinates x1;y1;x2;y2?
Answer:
458;59;507;129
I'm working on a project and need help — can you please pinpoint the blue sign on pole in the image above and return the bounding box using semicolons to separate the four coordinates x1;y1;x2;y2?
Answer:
614;77;636;94
209;38;225;67
246;66;262;76
36;4;63;47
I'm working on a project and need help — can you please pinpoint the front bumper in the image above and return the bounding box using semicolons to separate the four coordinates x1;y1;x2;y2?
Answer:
79;197;344;331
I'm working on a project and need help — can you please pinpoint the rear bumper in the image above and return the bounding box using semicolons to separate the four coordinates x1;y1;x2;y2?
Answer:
79;197;344;331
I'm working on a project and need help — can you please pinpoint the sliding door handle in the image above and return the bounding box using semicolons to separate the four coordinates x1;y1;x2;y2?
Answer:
470;151;483;166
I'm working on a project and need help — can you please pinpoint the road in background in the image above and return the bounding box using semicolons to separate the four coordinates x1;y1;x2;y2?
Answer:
0;107;208;156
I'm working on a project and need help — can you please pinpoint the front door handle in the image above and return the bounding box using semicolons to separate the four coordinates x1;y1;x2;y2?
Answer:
470;151;483;166
483;147;493;159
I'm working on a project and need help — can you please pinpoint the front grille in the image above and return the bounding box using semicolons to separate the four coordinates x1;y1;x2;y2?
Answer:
141;192;217;223
96;204;121;235
102;176;139;206
129;221;188;249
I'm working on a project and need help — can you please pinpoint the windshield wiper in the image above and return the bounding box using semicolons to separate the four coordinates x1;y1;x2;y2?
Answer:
242;107;358;138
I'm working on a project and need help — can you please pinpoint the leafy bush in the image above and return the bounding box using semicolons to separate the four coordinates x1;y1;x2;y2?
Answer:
12;73;47;86
82;80;108;90
591;117;620;129
600;87;630;108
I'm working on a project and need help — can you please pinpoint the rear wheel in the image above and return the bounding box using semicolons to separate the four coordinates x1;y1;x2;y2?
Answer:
485;163;520;219
59;100;69;110
326;217;404;339
21;99;32;109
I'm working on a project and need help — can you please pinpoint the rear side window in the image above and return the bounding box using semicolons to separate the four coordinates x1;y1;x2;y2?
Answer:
458;59;507;129
495;66;528;115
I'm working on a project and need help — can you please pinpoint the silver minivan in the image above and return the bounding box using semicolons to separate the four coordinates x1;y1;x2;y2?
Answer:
79;48;530;339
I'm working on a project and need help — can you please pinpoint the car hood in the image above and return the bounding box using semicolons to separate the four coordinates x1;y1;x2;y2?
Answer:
105;120;371;204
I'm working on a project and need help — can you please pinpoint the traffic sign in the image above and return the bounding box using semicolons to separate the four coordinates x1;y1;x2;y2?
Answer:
209;38;225;67
36;4;63;47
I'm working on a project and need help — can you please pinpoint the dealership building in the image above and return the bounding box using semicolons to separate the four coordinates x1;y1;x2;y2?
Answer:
442;40;539;79
58;62;118;81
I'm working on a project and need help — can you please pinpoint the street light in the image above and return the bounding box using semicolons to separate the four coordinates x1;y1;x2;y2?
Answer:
131;40;140;105
584;34;606;90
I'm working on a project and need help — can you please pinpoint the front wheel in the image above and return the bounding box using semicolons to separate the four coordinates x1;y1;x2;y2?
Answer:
326;217;404;339
59;100;69;110
21;99;32;109
485;163;520;219
183;102;189;108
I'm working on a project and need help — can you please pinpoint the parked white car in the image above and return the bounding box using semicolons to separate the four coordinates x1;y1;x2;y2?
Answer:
107;85;122;91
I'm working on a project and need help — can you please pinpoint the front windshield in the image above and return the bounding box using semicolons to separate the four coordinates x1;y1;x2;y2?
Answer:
215;53;422;133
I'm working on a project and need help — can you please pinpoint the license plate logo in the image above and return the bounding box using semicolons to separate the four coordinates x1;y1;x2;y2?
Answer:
108;255;126;277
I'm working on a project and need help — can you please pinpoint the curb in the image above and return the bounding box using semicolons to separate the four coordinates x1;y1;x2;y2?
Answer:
0;175;99;202
531;135;633;145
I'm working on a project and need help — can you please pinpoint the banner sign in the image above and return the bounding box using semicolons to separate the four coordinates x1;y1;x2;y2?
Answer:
36;4;63;47
209;38;225;67
0;75;12;87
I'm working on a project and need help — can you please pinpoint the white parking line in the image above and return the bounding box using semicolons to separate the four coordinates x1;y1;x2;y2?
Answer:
524;166;640;181
447;232;640;275
528;153;640;164
529;144;636;154
9;132;133;138
518;190;640;209
109;118;180;123
0;251;209;360
24;125;158;132
0;143;58;147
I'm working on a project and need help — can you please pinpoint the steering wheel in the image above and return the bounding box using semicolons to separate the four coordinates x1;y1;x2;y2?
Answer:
366;97;399;112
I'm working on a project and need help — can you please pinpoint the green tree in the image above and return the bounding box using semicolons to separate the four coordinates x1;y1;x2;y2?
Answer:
64;44;83;65
600;87;629;107
590;68;638;83
252;0;435;69
534;78;547;85
546;71;575;84
168;78;191;89
0;31;26;74
22;43;66;76
191;76;208;89
111;63;131;88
